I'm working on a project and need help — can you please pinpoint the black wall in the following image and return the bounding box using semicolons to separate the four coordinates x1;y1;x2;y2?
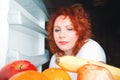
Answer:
88;0;120;67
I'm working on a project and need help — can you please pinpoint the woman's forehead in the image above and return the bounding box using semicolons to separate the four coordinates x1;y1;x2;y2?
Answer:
54;15;71;24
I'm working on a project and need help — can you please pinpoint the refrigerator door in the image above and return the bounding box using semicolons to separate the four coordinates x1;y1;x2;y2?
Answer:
0;0;49;71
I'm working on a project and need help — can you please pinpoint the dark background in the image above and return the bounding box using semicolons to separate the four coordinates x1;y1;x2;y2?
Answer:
43;0;120;70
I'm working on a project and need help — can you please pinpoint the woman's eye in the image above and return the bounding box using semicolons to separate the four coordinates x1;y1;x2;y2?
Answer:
54;29;60;32
67;28;73;31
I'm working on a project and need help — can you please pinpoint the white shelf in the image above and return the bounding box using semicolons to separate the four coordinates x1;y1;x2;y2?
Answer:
8;0;48;37
8;11;47;37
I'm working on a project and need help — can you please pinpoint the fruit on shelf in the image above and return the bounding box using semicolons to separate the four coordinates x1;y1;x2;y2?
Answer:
42;68;71;80
9;70;48;80
0;60;37;80
58;56;120;80
77;64;114;80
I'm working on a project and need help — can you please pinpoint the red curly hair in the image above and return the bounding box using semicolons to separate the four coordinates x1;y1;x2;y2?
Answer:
47;3;93;56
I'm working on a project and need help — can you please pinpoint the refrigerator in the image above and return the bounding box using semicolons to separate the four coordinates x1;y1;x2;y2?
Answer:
0;0;49;71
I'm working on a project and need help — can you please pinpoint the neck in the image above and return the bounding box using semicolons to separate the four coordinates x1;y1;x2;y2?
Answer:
64;50;73;56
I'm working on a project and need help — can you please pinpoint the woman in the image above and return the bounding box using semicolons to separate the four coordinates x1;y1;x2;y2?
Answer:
47;3;106;80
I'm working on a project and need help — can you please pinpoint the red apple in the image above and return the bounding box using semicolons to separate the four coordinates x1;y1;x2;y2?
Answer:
0;60;37;80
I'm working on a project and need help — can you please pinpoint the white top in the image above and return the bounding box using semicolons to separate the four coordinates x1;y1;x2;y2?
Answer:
49;39;106;80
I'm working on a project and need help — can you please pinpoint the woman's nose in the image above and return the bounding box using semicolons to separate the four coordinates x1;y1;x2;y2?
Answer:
59;30;66;38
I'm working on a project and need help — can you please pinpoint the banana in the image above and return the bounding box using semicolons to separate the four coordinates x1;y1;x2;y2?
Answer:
58;56;120;80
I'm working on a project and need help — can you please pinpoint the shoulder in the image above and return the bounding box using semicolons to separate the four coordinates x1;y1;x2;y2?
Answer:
81;39;104;51
80;39;105;53
49;54;60;68
77;39;106;63
50;54;56;61
49;54;55;66
84;39;102;47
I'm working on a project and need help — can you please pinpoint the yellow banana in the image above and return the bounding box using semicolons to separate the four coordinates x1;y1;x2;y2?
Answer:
58;56;120;80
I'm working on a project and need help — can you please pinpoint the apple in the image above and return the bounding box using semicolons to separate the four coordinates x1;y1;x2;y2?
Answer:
0;60;37;80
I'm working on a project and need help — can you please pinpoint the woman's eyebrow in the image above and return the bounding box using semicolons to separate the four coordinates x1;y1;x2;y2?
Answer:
54;24;72;28
54;25;60;28
65;24;73;28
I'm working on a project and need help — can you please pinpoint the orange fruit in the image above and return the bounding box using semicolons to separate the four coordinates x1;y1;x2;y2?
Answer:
9;70;48;80
42;68;71;80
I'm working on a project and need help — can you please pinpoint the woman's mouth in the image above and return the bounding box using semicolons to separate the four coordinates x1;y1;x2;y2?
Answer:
59;41;68;45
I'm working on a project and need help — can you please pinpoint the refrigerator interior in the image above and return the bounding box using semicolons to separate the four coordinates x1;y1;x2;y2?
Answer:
0;0;49;71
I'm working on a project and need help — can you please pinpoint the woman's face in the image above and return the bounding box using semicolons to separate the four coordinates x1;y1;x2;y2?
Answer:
53;15;78;55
